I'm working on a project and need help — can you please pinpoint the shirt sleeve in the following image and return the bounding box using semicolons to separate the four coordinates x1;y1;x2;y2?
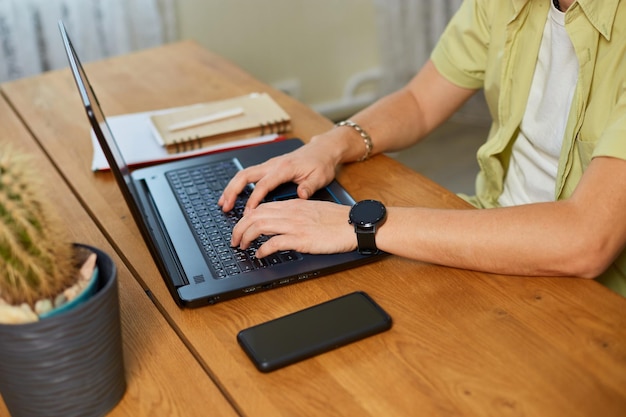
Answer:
592;84;626;161
430;0;491;90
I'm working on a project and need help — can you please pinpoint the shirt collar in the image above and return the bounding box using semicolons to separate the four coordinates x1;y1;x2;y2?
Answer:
511;0;619;40
511;0;531;18
574;0;619;40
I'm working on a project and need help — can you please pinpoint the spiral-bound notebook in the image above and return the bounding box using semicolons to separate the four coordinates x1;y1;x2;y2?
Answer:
149;92;291;153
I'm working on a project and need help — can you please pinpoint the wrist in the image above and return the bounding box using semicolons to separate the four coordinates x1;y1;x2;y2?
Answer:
309;129;357;165
349;199;387;255
335;120;373;162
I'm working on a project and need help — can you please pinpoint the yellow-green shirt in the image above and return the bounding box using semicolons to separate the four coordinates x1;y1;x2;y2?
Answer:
431;0;626;295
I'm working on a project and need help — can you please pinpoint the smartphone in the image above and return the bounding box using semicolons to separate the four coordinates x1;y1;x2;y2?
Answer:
237;291;392;372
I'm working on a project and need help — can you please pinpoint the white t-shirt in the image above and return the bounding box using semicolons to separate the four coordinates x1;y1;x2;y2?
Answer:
498;4;578;207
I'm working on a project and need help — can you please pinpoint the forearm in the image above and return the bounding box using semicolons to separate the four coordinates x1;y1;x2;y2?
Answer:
377;202;610;279
371;156;626;280
308;88;425;165
309;60;477;165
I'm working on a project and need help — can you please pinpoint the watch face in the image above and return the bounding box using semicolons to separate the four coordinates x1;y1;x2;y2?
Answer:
349;200;387;227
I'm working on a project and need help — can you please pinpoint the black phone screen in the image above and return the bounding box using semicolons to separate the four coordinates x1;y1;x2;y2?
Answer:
237;291;392;372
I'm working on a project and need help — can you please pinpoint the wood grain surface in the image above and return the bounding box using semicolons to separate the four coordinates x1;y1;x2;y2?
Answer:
2;41;625;417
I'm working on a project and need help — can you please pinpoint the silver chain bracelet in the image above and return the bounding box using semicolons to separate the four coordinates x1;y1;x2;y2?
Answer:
335;120;373;162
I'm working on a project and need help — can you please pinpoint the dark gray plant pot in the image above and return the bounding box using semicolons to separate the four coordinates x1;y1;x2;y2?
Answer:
0;244;126;417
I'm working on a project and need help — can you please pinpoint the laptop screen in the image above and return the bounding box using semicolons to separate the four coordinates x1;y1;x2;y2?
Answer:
59;21;145;221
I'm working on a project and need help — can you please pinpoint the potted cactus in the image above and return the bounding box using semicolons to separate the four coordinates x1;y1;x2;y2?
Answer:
0;148;97;323
0;146;126;417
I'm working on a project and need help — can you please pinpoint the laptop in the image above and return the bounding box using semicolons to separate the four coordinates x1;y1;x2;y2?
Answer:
59;22;382;307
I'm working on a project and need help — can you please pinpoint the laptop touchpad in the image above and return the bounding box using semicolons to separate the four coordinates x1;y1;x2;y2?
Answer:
268;184;339;203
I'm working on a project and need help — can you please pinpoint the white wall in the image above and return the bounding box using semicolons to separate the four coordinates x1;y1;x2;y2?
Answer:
175;0;381;120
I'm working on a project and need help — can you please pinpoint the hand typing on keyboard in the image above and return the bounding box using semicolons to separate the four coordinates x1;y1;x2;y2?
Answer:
231;198;354;259
218;139;339;213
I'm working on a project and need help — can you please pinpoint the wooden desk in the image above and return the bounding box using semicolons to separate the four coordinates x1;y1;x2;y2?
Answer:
3;41;625;417
0;95;237;416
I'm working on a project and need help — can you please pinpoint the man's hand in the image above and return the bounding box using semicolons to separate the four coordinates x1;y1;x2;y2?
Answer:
231;199;354;258
218;140;340;212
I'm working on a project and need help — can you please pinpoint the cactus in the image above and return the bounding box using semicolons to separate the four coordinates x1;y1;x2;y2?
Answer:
0;147;76;307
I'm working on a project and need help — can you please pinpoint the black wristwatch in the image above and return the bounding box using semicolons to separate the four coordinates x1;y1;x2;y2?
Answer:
348;200;387;255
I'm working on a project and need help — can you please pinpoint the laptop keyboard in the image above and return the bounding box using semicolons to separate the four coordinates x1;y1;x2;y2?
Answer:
166;159;301;279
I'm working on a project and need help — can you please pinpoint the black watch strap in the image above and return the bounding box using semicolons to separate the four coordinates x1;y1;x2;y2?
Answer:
355;227;378;255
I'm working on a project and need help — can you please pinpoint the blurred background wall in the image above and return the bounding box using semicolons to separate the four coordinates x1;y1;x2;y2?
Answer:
0;0;473;121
